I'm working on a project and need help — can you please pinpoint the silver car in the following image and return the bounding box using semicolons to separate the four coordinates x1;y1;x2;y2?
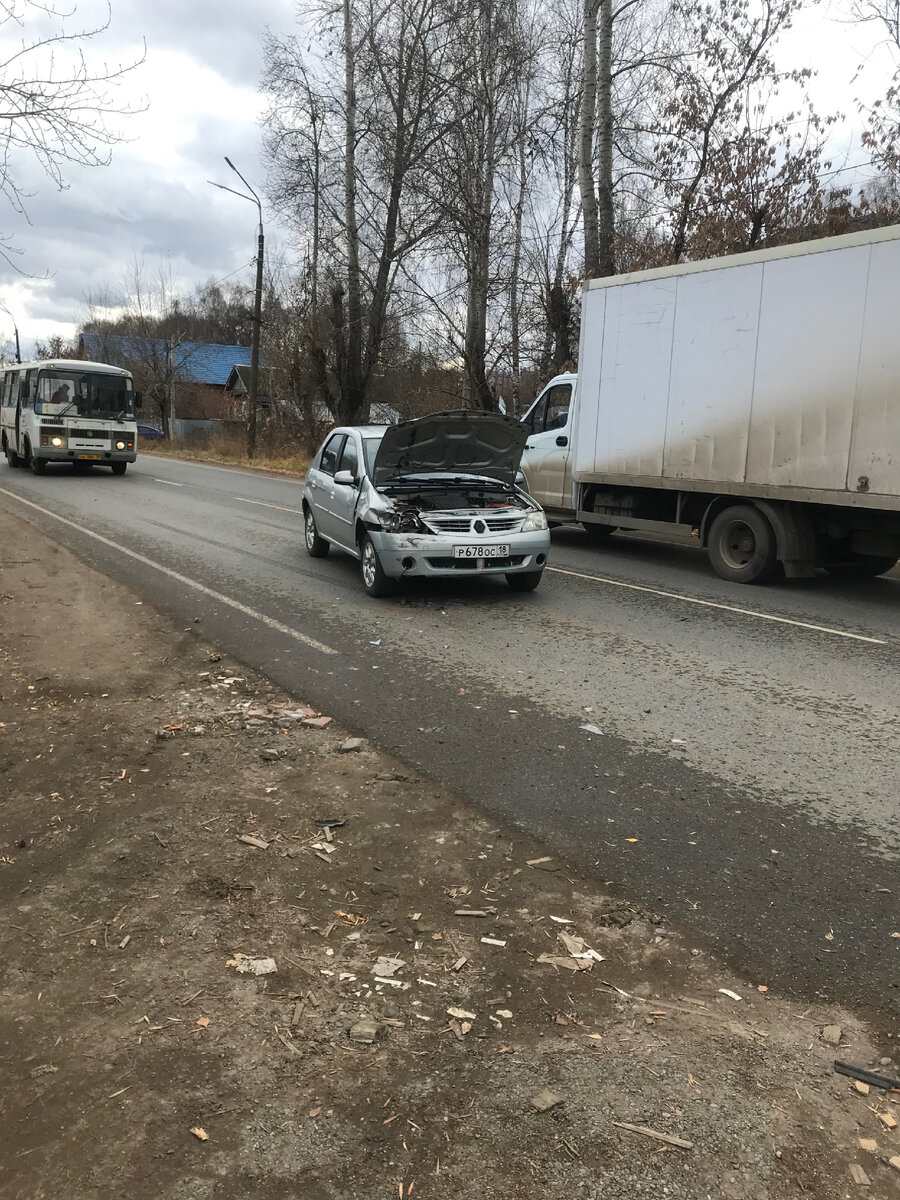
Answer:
302;410;551;597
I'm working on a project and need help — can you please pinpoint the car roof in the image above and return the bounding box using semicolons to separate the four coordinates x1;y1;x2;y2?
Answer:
330;426;390;437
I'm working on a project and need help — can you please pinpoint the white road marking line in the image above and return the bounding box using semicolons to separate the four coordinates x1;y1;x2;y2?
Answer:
153;478;183;486
236;496;304;515
546;565;887;645
0;487;337;656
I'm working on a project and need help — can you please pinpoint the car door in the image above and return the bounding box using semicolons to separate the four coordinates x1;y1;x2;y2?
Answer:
520;381;574;510
329;433;362;551
307;432;345;540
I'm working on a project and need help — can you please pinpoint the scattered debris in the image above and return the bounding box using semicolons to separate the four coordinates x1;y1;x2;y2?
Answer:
196;1017;210;1028
372;956;405;978
889;1156;900;1173
314;818;345;829
821;1024;842;1046
227;954;277;976
302;716;333;729
29;1064;58;1079
537;953;592;973
579;724;603;736
455;908;487;917
259;749;281;762
339;737;366;753
849;1164;870;1186
496;1009;513;1020
447;1007;476;1021
526;856;551;867
834;1061;900;1091
858;1138;878;1153
348;1019;381;1044
190;1127;209;1141
879;1111;898;1129
450;957;467;972
853;1081;871;1096
612;1122;693;1150
237;833;270;850
530;1090;563;1113
717;988;742;1002
481;936;507;947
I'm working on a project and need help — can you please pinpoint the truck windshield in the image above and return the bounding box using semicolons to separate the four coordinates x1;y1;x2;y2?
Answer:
38;370;133;419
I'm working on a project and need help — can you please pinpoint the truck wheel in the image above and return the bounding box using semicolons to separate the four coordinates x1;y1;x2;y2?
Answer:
824;555;897;579
506;570;543;592
304;506;330;557
582;522;616;542
359;532;397;597
707;505;777;584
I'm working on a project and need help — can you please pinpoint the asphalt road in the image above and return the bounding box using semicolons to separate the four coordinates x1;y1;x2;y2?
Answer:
2;454;898;1015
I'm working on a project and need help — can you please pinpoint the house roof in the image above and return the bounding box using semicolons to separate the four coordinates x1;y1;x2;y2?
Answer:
224;363;273;394
80;332;252;387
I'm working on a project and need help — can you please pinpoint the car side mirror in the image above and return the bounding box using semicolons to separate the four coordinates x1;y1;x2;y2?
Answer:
134;392;143;411
333;469;357;486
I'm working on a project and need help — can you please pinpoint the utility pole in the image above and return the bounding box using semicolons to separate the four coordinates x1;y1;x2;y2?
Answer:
0;303;21;363
209;158;264;459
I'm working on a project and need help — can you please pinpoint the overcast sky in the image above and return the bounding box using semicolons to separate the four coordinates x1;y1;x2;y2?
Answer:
0;0;893;358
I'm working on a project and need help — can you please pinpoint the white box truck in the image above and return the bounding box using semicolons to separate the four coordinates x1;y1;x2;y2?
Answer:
520;225;900;583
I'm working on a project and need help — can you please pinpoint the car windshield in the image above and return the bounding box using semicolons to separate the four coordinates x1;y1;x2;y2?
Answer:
362;437;385;476
38;370;133;419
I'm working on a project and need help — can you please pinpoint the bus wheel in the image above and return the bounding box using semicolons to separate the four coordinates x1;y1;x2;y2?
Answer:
111;462;127;476
30;453;47;475
5;444;21;468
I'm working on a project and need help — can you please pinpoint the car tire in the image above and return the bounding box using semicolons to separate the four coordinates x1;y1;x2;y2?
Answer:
359;532;398;597
304;507;330;557
506;570;543;592
707;504;778;584
111;462;127;476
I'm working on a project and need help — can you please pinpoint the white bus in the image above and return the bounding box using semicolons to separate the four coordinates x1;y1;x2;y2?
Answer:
0;358;142;476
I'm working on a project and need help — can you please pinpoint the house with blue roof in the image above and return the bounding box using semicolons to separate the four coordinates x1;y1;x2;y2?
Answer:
79;332;254;434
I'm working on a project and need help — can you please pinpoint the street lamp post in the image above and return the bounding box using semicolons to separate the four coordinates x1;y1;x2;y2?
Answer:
209;158;264;459
0;303;21;364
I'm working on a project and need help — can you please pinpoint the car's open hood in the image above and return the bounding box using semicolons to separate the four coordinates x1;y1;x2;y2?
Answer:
371;410;529;487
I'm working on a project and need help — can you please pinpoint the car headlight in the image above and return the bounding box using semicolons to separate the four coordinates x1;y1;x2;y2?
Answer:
381;509;425;533
522;509;548;532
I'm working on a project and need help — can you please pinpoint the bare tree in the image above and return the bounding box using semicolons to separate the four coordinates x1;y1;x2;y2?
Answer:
0;1;144;266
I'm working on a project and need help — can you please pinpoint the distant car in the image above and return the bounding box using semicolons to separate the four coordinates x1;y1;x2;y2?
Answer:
137;424;165;440
302;411;551;597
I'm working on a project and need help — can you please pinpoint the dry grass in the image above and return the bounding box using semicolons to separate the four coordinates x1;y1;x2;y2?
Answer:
138;433;310;477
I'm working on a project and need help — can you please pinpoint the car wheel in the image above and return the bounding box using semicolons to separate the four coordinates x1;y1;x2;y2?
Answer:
304;507;330;557
506;570;543;592
111;462;127;476
359;532;397;597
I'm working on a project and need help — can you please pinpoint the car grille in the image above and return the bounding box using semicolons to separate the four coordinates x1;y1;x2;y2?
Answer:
425;515;525;534
425;555;526;570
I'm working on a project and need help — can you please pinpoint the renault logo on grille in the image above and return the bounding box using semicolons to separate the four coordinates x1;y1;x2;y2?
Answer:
473;519;486;534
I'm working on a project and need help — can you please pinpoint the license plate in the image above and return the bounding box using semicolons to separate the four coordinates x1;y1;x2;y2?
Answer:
453;544;510;559
77;454;102;460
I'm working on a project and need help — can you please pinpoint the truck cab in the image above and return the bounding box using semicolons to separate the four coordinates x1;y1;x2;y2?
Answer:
520;373;578;517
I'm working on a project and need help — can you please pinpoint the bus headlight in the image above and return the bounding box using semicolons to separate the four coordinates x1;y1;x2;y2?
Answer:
116;440;126;450
51;436;64;448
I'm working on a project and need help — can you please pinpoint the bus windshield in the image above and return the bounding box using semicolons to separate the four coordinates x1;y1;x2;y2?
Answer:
37;370;133;419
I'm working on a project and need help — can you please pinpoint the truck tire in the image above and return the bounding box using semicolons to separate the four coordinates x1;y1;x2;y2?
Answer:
707;505;778;584
824;555;898;579
582;522;617;541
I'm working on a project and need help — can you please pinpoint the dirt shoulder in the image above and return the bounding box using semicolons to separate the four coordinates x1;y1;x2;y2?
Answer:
1;512;898;1200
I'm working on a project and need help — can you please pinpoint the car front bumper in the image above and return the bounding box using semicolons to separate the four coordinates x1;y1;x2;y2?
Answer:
368;529;551;578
